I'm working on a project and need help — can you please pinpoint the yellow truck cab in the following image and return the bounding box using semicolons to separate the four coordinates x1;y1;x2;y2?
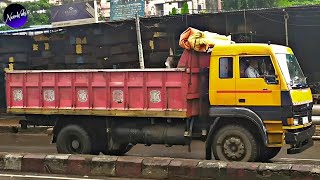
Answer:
207;43;314;161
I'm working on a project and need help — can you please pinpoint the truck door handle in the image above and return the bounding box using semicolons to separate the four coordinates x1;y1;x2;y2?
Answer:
239;99;245;103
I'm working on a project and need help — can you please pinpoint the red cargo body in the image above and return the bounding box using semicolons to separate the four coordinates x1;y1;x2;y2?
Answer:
6;50;210;118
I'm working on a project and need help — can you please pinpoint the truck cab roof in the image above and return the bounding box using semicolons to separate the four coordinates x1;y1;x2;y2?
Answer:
211;43;293;56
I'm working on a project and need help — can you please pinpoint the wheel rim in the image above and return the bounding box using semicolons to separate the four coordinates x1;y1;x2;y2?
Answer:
66;134;83;153
222;136;246;161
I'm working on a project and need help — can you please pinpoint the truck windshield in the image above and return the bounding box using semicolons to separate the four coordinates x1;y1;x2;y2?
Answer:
276;54;307;89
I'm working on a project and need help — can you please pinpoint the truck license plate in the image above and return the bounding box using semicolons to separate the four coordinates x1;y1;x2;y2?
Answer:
302;116;309;124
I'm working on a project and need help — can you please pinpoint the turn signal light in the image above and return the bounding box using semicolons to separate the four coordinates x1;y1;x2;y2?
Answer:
287;118;294;125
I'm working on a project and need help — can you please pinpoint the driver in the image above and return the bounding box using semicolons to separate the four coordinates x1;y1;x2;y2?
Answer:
245;60;260;78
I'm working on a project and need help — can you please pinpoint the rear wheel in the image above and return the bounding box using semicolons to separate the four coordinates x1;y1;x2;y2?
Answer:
212;125;259;162
56;124;92;154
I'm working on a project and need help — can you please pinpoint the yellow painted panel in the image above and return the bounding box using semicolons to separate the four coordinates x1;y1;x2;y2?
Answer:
290;88;313;105
209;56;236;105
267;133;284;145
211;44;290;56
82;37;87;44
33;34;49;42
264;120;284;145
267;144;283;147
235;54;281;106
76;37;82;44
149;40;154;50
33;44;39;51
235;78;281;106
209;43;294;92
76;45;82;54
264;122;283;131
9;57;14;63
8;63;14;71
44;43;50;50
283;122;312;130
264;121;282;124
267;131;283;134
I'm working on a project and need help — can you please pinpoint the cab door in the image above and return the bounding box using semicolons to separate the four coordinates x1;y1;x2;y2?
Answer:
235;55;281;107
209;56;236;106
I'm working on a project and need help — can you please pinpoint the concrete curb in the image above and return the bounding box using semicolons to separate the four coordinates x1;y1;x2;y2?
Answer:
0;153;320;179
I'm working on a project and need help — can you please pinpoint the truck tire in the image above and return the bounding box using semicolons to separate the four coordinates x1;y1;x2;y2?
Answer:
56;124;92;154
212;125;259;162
259;147;281;162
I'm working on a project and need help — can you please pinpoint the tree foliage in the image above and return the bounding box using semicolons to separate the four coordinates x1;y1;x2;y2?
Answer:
223;0;278;11
20;0;51;27
278;0;320;7
181;2;189;14
169;2;189;15
170;7;178;15
222;0;320;10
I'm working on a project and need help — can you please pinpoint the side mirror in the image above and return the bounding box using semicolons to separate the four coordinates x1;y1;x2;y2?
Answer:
263;75;279;84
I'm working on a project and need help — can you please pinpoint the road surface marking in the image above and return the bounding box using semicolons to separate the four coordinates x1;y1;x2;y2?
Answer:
0;173;103;180
279;158;320;162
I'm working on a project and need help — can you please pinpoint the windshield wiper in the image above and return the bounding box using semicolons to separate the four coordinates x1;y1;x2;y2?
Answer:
292;83;308;89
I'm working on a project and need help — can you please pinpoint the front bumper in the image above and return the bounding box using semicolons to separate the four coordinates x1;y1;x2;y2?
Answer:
285;125;315;154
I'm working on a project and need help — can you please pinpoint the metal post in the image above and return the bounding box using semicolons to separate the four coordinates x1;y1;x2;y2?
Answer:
135;14;145;69
94;0;99;23
217;0;222;12
284;12;289;46
244;10;247;37
225;14;228;35
191;0;194;14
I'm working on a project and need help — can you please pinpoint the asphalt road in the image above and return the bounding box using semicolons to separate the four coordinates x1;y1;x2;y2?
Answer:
1;133;320;164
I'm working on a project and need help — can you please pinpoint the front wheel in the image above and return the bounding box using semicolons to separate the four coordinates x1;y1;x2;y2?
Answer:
259;147;281;162
56;124;92;154
212;125;259;162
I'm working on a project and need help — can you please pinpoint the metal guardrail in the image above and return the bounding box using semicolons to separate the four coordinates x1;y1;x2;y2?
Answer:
312;116;320;125
313;104;320;115
311;105;320;124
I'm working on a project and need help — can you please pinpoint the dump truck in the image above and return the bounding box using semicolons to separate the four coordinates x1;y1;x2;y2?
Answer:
5;42;314;162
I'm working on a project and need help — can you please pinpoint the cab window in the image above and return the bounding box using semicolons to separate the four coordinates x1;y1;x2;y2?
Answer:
219;57;233;78
239;56;275;78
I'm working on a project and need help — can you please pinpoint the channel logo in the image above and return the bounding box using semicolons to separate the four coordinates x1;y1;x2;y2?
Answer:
3;3;28;29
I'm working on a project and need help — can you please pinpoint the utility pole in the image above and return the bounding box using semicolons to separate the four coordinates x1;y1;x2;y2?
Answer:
284;11;289;46
135;14;145;69
244;10;247;36
217;0;222;11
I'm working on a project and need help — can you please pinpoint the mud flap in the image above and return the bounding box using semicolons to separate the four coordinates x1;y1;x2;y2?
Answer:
205;117;220;160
